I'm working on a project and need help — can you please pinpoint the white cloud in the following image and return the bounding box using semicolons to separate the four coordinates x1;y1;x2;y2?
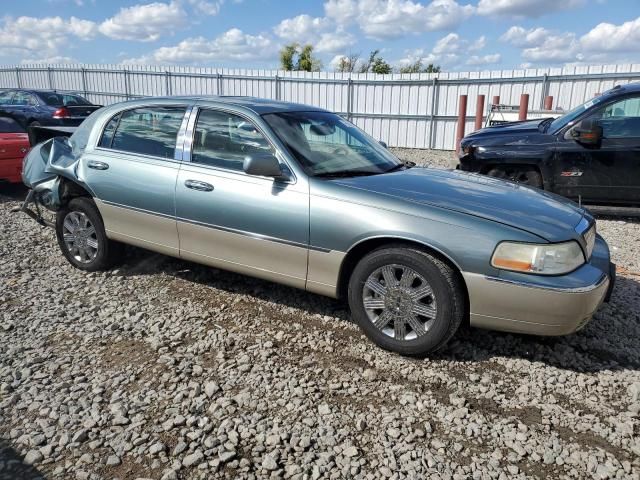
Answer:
477;0;584;17
0;16;96;59
274;13;355;54
466;53;501;66
325;0;474;39
127;28;275;64
396;33;493;69
580;16;640;53
500;26;550;47
99;1;187;42
21;55;77;65
188;0;223;15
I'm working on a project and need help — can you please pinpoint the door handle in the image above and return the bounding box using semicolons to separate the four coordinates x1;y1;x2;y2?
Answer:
184;179;214;192
87;160;109;170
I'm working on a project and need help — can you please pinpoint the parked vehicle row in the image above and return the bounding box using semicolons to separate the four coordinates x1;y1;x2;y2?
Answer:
458;83;640;206
20;96;615;355
0;89;101;129
0;113;29;183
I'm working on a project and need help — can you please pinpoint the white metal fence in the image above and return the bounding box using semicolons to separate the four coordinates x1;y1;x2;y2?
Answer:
1;63;640;150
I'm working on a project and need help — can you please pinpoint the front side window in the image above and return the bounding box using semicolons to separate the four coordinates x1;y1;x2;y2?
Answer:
0;91;14;105
262;111;400;176
587;96;640;138
191;109;274;171
12;92;37;106
107;106;186;158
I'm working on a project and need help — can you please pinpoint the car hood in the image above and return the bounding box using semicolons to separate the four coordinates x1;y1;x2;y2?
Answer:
332;167;585;242
465;119;547;139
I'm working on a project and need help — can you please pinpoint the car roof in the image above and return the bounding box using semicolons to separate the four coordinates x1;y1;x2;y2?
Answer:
604;82;640;96
139;95;330;115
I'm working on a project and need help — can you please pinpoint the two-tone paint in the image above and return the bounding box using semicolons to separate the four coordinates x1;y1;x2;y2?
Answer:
22;96;614;336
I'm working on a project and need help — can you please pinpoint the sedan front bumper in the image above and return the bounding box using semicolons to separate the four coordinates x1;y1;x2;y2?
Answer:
463;235;613;336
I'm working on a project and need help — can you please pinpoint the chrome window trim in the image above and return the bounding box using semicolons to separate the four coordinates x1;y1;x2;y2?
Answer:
93;103;191;162
484;273;608;293
183;105;298;185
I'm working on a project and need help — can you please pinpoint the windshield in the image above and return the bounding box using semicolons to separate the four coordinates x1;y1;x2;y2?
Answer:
39;92;92;107
548;95;606;133
262;111;401;176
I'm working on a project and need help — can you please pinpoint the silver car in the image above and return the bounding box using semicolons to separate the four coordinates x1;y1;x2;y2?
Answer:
21;96;615;356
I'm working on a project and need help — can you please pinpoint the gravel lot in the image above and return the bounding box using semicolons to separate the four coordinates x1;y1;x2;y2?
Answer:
1;150;640;480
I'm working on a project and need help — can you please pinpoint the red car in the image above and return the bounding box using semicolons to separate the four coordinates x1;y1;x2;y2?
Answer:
0;114;29;183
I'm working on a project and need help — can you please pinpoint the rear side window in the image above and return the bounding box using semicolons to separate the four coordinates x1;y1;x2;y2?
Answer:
105;106;186;159
191;109;274;171
0;116;25;133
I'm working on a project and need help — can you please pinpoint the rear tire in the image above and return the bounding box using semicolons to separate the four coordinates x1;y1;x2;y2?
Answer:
348;246;465;356
487;166;543;188
55;197;122;271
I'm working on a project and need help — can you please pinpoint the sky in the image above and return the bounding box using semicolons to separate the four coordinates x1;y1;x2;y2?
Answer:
1;0;639;72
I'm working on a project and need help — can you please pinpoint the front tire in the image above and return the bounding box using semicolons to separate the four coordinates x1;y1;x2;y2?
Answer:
55;197;121;271
487;166;543;188
348;246;465;356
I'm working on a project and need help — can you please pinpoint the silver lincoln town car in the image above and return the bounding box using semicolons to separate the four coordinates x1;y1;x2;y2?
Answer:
21;96;615;355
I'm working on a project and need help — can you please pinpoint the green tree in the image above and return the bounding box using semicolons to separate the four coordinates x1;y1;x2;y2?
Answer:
398;59;441;74
279;43;298;71
279;43;322;72
359;50;392;74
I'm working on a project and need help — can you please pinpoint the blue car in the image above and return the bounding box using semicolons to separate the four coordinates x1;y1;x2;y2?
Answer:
0;89;101;129
20;96;615;356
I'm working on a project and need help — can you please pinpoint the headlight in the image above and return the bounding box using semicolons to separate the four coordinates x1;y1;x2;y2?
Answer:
491;241;585;275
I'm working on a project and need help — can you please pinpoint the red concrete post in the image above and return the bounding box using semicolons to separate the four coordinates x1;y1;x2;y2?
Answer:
518;94;529;121
475;94;485;130
544;95;553;110
492;95;500;107
594;92;601;98
456;94;468;150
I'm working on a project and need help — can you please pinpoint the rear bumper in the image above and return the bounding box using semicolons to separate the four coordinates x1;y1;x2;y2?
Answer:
0;158;24;183
463;235;613;336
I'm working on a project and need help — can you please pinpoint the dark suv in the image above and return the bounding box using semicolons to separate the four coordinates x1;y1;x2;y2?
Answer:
0;89;101;129
458;83;640;206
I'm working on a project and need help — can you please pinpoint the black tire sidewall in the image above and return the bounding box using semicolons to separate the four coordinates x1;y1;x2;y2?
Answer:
55;197;112;271
348;248;458;356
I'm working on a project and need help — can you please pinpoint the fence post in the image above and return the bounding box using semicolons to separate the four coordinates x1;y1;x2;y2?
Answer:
456;94;468;151
492;95;500;107
428;77;439;149
544;95;554;110
475;94;485;130
47;67;54;91
81;67;88;98
165;71;171;96
15;67;21;88
216;72;223;96
274;74;280;100
540;73;549;109
346;77;353;121
123;68;130;100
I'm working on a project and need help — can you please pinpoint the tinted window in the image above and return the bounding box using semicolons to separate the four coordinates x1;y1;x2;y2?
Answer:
589;96;640;138
0;116;25;133
0;91;14;105
12;92;37;106
109;106;186;158
99;113;121;148
191;109;274;171
39;92;91;106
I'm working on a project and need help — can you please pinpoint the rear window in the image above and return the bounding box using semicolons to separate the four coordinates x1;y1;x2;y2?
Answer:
39;93;92;107
0;116;25;133
0;91;14;105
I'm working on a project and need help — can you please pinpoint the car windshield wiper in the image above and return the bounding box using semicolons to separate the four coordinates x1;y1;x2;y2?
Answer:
314;170;381;178
384;161;415;173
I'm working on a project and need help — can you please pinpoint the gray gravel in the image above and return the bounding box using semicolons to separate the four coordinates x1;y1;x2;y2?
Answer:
1;176;640;480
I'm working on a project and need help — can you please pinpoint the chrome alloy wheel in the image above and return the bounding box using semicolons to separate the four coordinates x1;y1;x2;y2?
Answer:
62;211;99;264
362;264;437;341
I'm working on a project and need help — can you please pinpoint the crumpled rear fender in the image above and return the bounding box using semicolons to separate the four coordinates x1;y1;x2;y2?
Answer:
22;137;95;209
